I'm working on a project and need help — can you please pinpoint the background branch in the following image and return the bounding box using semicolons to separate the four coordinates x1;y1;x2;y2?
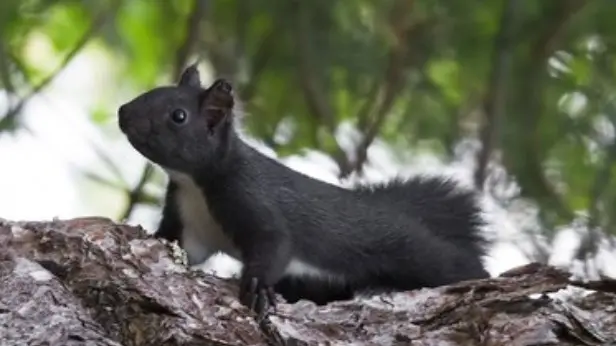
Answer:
473;0;517;190
0;4;118;132
0;43;15;94
508;0;589;226
119;163;155;221
292;0;352;174
575;103;616;261
340;0;417;178
239;30;276;102
173;0;208;79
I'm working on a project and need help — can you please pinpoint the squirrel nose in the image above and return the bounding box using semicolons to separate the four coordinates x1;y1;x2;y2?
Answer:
118;104;127;119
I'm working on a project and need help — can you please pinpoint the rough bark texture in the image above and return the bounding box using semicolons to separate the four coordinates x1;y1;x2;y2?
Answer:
1;217;615;346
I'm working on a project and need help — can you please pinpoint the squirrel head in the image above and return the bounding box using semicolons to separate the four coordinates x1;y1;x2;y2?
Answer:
118;65;237;174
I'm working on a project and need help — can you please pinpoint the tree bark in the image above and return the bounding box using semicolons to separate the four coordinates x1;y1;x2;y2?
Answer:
1;217;615;345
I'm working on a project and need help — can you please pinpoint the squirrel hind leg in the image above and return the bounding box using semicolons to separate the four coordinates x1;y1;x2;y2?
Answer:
274;276;354;306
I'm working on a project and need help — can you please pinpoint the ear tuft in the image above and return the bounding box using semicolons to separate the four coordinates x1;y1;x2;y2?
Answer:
202;79;235;131
206;79;234;110
211;78;233;94
178;63;201;88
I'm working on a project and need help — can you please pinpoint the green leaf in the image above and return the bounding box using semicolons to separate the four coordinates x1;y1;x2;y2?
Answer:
40;3;89;54
426;59;462;105
569;57;591;86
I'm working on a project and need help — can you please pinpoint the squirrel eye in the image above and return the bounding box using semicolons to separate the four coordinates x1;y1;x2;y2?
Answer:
170;109;187;124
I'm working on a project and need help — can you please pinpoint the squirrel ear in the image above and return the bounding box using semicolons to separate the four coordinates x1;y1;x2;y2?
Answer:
178;63;201;88
202;78;235;131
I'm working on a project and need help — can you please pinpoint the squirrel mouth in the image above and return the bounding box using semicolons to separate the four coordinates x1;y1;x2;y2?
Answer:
118;122;153;158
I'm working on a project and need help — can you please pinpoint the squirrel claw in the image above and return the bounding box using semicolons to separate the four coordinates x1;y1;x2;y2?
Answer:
240;277;277;321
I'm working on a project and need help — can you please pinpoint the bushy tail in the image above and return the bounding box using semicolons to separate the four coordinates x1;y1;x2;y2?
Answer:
355;175;490;257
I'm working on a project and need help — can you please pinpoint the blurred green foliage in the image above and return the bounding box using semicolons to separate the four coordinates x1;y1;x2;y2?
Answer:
1;0;616;263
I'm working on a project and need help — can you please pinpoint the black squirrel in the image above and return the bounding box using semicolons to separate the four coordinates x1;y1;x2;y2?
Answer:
117;65;491;318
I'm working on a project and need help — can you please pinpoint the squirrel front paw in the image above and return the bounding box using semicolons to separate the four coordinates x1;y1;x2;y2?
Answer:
239;276;277;321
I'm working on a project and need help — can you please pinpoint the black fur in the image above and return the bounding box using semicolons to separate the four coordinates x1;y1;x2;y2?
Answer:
118;66;491;317
155;181;181;243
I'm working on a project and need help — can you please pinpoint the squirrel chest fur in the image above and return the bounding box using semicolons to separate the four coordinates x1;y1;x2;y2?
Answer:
169;170;238;263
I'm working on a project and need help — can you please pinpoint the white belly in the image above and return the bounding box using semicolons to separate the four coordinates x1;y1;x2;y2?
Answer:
168;170;241;265
284;258;335;279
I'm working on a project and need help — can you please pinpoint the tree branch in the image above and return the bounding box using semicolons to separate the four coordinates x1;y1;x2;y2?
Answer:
0;43;15;94
235;0;249;69
293;5;335;132
0;3;119;132
575;104;616;260
577;140;616;259
355;80;381;132
292;0;352;173
173;0;208;79
473;0;518;190
340;0;417;178
531;0;590;61
239;30;276;102
119;163;155;221
508;0;590;225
